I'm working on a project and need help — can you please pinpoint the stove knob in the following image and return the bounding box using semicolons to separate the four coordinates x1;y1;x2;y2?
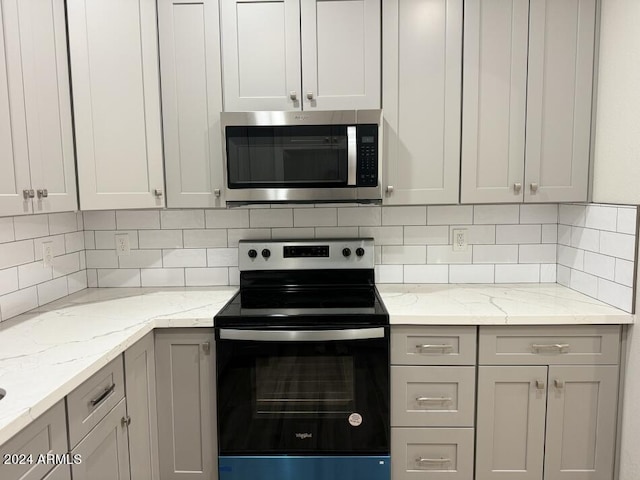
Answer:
262;248;271;258
356;247;365;257
342;248;352;257
248;249;258;259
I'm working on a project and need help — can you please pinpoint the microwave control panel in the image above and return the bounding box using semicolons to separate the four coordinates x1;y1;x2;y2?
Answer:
357;125;379;187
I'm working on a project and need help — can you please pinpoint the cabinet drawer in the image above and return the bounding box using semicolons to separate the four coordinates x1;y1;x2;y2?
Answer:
67;356;125;448
391;367;475;427
479;325;621;365
0;401;68;480
43;465;71;480
391;428;474;480
391;327;476;365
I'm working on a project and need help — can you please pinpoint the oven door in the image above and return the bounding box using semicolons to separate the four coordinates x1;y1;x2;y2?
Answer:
216;326;389;455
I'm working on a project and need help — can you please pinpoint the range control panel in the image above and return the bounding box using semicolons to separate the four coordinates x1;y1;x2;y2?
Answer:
239;239;374;271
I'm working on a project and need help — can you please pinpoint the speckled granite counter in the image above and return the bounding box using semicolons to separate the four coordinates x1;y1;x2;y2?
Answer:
0;284;633;446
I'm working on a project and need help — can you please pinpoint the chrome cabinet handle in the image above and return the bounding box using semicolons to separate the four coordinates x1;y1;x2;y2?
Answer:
90;384;115;407
535;380;545;390
416;344;454;352
554;379;564;389
416;396;452;403
202;341;211;355
121;415;131;427
416;457;451;466
386;185;394;194
23;189;35;199
154;188;163;197
214;189;221;198
37;189;48;198
531;343;570;353
514;183;522;193
347;126;357;185
290;91;297;101
530;182;539;193
306;91;314;100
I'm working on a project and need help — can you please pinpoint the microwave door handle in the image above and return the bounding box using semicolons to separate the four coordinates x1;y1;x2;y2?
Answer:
218;327;384;342
347;126;357;186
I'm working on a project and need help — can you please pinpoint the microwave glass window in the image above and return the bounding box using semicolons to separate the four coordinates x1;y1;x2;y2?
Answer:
255;356;355;417
226;125;348;188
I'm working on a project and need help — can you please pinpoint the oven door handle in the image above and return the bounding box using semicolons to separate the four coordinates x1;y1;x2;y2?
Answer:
218;327;385;342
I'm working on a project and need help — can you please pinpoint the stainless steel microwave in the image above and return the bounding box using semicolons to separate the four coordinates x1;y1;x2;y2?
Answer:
221;110;382;204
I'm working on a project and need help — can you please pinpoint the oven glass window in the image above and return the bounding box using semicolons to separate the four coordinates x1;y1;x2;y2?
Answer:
255;356;354;416
226;125;348;188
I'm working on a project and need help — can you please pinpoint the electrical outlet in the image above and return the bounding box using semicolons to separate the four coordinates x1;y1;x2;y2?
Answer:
115;234;131;256
42;242;54;267
452;229;468;252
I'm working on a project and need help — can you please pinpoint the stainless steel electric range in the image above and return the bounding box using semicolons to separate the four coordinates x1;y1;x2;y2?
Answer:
214;238;390;480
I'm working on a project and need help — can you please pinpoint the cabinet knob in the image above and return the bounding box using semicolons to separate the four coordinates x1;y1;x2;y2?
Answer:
290;91;297;101
23;189;35;199
514;183;522;193
306;91;314;100
154;188;163;197
530;182;539;193
214;189;221;198
121;415;131;427
554;379;564;389
202;341;211;355
37;189;48;199
535;380;545;390
386;185;394;194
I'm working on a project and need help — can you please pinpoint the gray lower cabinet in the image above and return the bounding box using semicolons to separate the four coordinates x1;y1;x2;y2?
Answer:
155;329;217;480
42;465;71;480
124;332;160;480
70;398;131;480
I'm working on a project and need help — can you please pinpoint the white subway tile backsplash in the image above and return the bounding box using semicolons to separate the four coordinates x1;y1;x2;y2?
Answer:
0;268;18;296
97;269;141;287
229;267;240;286
583;252;615;281
0;287;38;321
382;206;426;226
18;262;53;289
449;225;496;245
404;226;449;245
83;211;116;230
557;245;585;270
496;225;541;244
184;229;227;248
557;224;571;246
141;268;185;287
14;215;49;240
495;264;540;283
206;248;239;267
450;265;494;283
161;210;205;229
250;209;293;228
185;268;229;286
338;207;381;226
428;205;473;225
118;250;162;269
358;226;403;245
540;264;557;283
315;227;359;238
52;253;81;279
116;210;160;230
403;265;448;283
559;204;586;227
95;230;139;250
271;228;315;239
617;208;637;235
84;231;95;250
519;244;556;264
570;227;600;252
163;249;207;268
557;265;571;286
569;270;599;298
86;250;118;269
599;231;635;261
206;209;249;229
0;217;15;243
585;205;618;232
65;232;85;253
520;204;558;224
598;279;633;312
0;240;35;269
68;271;88;295
542;224;558;244
87;269;98;288
138;230;183;249
427;246;472;264
615;259;635;287
49;212;78;235
37;277;68;305
473;245;519;264
34;235;65;260
375;265;403;283
293;208;337;227
381;246;426;264
227;228;271;247
474;205;519;225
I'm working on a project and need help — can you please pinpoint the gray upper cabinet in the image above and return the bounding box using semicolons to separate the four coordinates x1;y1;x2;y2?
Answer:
0;0;77;217
220;0;380;111
67;0;165;211
462;0;596;204
383;0;462;205
159;0;226;208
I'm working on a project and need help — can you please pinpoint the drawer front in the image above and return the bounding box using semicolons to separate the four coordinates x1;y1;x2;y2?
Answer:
391;367;475;427
0;401;68;480
67;356;125;448
43;465;71;480
391;428;474;480
479;325;621;365
391;327;476;366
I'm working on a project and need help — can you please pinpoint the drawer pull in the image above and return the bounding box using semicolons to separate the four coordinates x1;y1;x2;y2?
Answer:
121;415;132;427
89;384;115;407
554;379;564;389
531;343;570;353
416;396;452;404
416;457;451;466
416;344;454;353
535;380;545;390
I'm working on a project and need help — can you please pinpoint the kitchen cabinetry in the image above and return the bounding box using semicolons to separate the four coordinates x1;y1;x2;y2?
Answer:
67;0;165;210
158;0;225;208
124;333;160;480
0;0;77;217
382;0;462;205
220;0;380;111
461;0;596;204
155;329;217;480
390;326;476;479
476;326;620;480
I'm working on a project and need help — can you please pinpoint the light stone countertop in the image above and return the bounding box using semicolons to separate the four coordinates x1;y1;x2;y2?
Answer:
0;284;633;447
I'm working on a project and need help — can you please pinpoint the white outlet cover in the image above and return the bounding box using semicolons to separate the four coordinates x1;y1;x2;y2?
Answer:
115;234;131;256
452;229;468;252
42;242;54;267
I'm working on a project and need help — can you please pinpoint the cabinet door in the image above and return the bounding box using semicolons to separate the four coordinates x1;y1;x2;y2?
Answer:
71;398;131;480
17;0;77;214
301;0;380;110
155;330;217;480
0;0;32;217
524;0;596;203
124;332;160;480
159;0;225;208
382;0;462;205
461;0;529;203
42;465;71;480
545;365;618;480
221;0;301;111
67;0;165;210
476;366;547;480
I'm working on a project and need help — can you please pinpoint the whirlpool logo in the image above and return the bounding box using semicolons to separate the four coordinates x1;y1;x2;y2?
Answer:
295;433;313;440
